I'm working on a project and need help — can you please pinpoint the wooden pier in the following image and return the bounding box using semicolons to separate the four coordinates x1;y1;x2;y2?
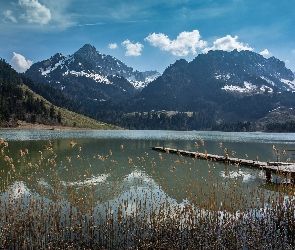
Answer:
151;146;295;182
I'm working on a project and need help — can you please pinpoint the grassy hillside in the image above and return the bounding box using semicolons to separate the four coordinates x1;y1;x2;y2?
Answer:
20;85;121;130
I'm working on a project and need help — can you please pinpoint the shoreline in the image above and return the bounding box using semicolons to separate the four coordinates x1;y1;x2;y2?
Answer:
0;122;92;131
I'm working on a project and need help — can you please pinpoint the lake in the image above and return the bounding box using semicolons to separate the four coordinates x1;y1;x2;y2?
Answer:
1;130;295;202
0;130;295;248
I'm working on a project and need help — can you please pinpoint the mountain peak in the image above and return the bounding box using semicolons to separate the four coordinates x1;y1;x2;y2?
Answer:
78;44;97;53
25;43;160;106
74;44;160;89
75;44;101;60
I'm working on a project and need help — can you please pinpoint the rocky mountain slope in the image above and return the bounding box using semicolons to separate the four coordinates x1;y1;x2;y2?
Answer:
140;49;294;101
25;44;160;104
75;44;160;89
130;50;295;122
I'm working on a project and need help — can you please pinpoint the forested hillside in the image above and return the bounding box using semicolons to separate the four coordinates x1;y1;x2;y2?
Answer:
0;58;63;127
0;58;120;129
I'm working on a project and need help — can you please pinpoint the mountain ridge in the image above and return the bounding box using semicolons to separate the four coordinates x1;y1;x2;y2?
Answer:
75;44;160;89
139;49;295;108
25;44;161;105
23;47;295;131
114;49;295;130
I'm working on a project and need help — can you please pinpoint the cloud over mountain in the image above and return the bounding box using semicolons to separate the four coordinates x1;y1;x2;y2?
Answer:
202;35;253;53
10;52;33;72
144;30;257;58
145;30;207;56
260;49;270;57
122;40;143;56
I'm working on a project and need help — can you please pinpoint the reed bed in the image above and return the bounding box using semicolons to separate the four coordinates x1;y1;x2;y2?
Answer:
0;138;294;249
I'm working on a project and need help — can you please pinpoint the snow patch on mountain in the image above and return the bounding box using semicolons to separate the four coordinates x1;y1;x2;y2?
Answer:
39;55;73;75
260;85;273;93
260;76;275;86
280;78;295;90
221;81;273;93
244;82;257;89
145;72;161;83
63;70;112;84
215;73;231;81
128;79;145;89
222;81;257;92
127;72;160;89
38;54;112;84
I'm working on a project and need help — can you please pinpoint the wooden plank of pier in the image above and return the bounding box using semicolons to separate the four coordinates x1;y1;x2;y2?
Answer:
151;146;295;180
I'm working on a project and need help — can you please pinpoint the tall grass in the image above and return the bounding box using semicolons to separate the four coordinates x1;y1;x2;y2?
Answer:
0;138;294;249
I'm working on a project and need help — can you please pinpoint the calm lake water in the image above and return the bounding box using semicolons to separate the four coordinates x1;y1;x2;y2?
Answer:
1;130;295;220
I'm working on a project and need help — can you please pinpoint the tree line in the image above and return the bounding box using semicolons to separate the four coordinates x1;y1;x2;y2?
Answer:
0;58;62;127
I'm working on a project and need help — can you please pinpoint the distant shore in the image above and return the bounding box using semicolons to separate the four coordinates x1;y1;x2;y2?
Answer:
0;121;92;130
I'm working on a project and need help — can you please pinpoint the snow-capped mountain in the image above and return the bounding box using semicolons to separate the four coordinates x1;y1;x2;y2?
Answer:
38;53;112;86
140;49;295;103
75;44;160;89
126;49;295;124
203;50;295;93
25;44;160;103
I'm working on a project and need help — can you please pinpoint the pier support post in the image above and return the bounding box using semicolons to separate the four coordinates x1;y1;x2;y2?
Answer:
265;169;272;182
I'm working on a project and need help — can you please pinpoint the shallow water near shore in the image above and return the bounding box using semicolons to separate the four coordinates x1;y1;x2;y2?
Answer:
0;130;295;203
1;130;295;200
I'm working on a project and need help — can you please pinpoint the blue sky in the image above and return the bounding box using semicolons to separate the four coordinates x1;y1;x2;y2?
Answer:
1;0;295;74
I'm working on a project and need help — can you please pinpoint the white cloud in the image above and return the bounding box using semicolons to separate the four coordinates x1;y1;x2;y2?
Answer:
43;1;76;29
292;49;295;55
2;10;18;23
10;52;33;73
108;43;118;49
18;0;51;25
145;30;207;56
202;35;253;53
259;49;270;57
121;40;143;56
